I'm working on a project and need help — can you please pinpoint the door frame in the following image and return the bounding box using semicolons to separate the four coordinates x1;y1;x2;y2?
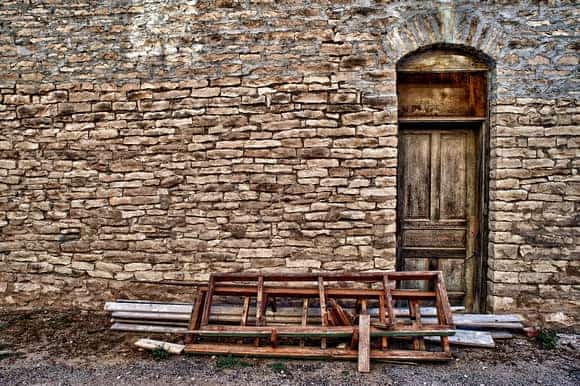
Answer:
395;51;492;313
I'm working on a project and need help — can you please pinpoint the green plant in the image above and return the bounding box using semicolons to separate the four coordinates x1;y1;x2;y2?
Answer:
268;361;288;373
216;354;252;369
537;329;557;350
151;347;170;361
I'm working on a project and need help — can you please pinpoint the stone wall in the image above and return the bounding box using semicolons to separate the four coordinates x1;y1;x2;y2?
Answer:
0;1;578;329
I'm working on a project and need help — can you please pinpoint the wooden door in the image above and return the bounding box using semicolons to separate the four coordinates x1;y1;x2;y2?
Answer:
397;125;478;309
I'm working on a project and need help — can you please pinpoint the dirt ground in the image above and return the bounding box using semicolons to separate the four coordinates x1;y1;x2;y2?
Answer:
0;309;578;386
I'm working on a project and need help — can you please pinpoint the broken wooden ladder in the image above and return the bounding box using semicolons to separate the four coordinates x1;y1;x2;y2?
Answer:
182;271;455;371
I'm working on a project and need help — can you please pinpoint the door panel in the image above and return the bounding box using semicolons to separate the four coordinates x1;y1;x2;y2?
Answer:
440;134;466;219
401;133;431;220
398;126;478;308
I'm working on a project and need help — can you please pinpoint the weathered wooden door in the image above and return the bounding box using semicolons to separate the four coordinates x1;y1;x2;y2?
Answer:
396;48;488;311
398;125;478;309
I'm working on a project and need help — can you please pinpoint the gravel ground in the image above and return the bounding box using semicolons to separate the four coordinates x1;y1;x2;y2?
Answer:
0;310;578;385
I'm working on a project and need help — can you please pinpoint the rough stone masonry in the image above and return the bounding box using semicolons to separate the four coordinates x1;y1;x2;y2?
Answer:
0;0;578;329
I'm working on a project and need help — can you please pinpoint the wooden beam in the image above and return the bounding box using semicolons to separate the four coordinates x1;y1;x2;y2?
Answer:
300;298;308;347
358;314;371;373
255;276;265;326
184;343;452;362
410;300;426;351
318;276;327;349
241;296;250;326
186;288;204;344
426;330;495;348
106;302;465;318
255;275;264;346
379;295;387;350
200;274;215;326
199;324;455;338
436;272;454;326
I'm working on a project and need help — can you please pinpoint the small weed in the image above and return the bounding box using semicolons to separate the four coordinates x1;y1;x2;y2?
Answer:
537;329;558;350
151;348;170;361
341;369;350;377
268;361;288;373
216;354;252;369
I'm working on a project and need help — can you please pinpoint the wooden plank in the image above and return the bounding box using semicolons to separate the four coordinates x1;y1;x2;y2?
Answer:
425;330;495;348
270;328;278;348
358;314;371;373
318;276;327;349
255;276;264;346
379;295;387;350
387;271;439;280
111;318;188;327
449;322;524;331
199;325;455;338
189;288;204;329
433;274;450;353
105;302;192;314
300;298;308;347
328;299;352;326
200;274;215;326
184;343;452;362
255;276;265;326
212;272;387;282
211;271;439;282
410;300;426;351
490;331;513;340
117;299;193;305
239;296;251;344
360;298;367;314
446;314;524;323
436;272;454;325
126;285;431;299
134;339;185;354
105;303;464;318
111;323;188;334
111;312;190;321
383;275;395;326
240;296;250;326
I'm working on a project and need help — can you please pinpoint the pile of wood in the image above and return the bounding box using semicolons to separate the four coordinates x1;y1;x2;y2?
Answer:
104;271;528;372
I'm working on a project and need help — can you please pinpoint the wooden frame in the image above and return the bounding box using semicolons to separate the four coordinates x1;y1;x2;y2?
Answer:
396;47;491;313
186;271;455;365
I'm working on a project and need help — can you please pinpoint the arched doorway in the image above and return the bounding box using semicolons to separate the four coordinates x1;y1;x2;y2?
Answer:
396;47;491;312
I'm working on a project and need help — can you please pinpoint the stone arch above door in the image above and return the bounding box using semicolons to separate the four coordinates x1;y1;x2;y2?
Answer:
382;6;505;64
